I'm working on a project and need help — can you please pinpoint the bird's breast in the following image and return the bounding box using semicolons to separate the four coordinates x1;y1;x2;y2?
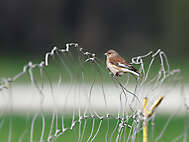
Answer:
106;61;120;75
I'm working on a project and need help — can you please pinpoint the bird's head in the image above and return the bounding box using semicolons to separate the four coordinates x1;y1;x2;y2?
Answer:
104;49;119;58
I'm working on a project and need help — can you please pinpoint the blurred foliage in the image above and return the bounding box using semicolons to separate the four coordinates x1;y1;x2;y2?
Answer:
0;0;188;60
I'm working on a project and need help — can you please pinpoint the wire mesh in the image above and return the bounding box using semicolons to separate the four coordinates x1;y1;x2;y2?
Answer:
0;43;188;142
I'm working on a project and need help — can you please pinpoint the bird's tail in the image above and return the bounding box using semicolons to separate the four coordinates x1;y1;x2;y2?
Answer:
128;70;140;77
134;71;140;77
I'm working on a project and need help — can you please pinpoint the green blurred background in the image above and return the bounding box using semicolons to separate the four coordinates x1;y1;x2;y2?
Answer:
0;1;188;141
0;0;188;82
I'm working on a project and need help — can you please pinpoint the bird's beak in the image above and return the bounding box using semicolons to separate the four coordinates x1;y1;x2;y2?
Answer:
104;53;107;56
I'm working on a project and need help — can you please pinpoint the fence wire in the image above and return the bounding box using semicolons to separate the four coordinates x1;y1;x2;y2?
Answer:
0;43;188;142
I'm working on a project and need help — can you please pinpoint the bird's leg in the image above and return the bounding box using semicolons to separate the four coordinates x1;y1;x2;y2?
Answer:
116;71;124;77
115;72;120;77
111;72;120;77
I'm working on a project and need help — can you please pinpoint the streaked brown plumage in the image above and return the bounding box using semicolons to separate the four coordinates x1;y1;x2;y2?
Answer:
104;49;140;77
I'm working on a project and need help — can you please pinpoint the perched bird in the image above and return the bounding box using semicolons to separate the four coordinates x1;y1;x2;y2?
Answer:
104;49;140;77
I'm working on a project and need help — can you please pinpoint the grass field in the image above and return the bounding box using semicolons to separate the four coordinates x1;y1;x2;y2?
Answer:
0;55;188;83
0;114;187;142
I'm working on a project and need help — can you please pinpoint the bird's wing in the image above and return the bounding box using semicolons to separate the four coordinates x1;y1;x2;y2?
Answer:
118;63;138;72
109;56;138;72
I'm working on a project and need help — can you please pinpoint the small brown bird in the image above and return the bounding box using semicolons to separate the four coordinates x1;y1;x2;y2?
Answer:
104;49;140;77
